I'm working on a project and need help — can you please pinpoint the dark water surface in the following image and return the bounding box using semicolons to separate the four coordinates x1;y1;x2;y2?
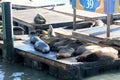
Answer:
83;70;120;80
1;58;120;80
0;59;59;80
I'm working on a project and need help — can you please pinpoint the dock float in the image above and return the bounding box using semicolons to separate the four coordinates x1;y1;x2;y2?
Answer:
0;35;120;80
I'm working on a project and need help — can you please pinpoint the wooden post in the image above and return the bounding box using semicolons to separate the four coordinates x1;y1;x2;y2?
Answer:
73;8;76;31
2;2;14;61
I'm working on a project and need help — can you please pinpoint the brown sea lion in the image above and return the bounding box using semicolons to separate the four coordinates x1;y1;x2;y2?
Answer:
76;46;118;63
52;38;76;51
35;29;48;39
99;38;120;47
73;43;101;56
34;14;46;24
56;47;75;59
0;32;23;40
44;37;60;46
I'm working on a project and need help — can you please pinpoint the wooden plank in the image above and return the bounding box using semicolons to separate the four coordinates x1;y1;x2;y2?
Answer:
54;28;73;38
72;25;120;46
73;25;120;39
50;5;106;20
50;5;120;21
12;8;82;28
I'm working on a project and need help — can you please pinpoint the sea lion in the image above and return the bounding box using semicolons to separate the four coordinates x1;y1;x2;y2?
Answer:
44;37;60;46
47;25;56;38
35;29;48;39
0;32;23;40
64;21;95;29
30;36;41;44
29;30;36;35
99;38;120;47
34;14;46;24
94;19;105;27
13;26;25;35
74;44;101;56
34;39;50;53
52;38;76;51
76;46;118;63
58;40;85;50
56;47;75;59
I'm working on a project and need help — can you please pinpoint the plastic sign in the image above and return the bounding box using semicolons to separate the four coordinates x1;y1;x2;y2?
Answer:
72;0;120;14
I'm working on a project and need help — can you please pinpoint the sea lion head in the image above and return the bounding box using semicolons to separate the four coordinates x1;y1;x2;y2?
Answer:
30;36;40;44
47;25;56;38
95;19;105;26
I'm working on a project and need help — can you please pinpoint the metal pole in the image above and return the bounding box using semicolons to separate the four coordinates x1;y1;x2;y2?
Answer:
107;14;111;37
2;2;14;61
73;8;76;31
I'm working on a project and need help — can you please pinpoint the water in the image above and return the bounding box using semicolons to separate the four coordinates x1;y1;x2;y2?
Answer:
0;59;59;80
83;71;120;80
1;58;120;80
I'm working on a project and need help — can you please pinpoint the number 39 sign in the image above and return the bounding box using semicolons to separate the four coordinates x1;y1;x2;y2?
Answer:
72;0;120;14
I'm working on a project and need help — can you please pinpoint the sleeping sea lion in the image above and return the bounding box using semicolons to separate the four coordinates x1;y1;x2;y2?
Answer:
34;39;50;53
76;46;118;63
34;14;46;24
64;21;95;29
56;47;75;59
13;26;25;35
52;38;76;51
74;44;101;56
44;37;60;46
0;32;23;40
35;29;48;39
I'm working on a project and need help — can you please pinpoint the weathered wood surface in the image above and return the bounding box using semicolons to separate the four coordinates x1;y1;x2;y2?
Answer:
12;8;82;28
51;5;120;21
0;0;65;9
72;25;120;46
73;25;120;39
51;5;106;20
12;1;65;9
54;28;73;38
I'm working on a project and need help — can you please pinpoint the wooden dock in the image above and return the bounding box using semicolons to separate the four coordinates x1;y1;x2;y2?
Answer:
12;8;81;26
50;5;120;21
54;25;120;51
0;35;120;80
0;0;66;10
72;25;120;45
